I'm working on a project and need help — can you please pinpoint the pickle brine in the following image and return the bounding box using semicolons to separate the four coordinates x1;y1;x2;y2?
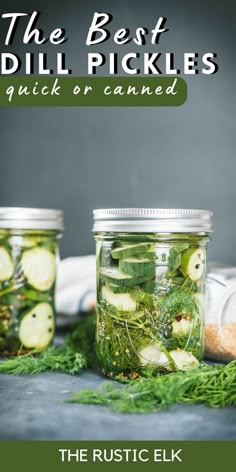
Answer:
0;230;58;355
96;234;207;377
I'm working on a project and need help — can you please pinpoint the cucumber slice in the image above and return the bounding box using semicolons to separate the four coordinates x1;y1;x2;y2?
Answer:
21;247;56;291
135;251;156;261
139;343;170;367
19;302;54;349
172;318;191;337
107;283;124;294
168;350;199;371
100;267;152;287
180;248;205;281
111;243;153;259
102;285;136;312
0;246;14;281
119;257;155;278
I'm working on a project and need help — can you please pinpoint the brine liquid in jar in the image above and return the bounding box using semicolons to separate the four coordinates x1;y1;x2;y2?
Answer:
0;208;63;356
93;209;212;378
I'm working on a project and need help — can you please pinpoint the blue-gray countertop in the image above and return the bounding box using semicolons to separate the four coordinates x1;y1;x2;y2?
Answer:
0;369;235;440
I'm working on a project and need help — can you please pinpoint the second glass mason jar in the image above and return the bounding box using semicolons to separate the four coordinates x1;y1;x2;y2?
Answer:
205;265;236;362
93;208;212;377
0;207;63;355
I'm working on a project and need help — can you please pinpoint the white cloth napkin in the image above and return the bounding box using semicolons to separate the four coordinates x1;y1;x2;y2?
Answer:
55;255;96;325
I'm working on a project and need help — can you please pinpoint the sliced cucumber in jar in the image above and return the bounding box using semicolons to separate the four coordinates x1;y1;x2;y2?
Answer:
19;302;54;350
21;247;56;291
0;246;14;281
180;248;205;281
100;267;153;287
119;257;155;278
106;283;125;294
139;343;170;367
168;350;199;371
102;285;136;312
135;251;156;261
172;318;192;337
111;242;153;259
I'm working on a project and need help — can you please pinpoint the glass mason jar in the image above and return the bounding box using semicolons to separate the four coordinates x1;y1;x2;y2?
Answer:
93;208;212;378
205;265;236;362
0;207;63;355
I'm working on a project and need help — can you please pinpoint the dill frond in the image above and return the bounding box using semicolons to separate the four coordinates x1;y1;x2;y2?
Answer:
68;361;236;413
0;312;96;375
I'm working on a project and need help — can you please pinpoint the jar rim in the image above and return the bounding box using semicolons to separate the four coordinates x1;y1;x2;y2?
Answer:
0;207;64;231
93;208;213;233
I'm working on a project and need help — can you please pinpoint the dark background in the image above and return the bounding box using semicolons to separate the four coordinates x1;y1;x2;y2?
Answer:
0;0;235;262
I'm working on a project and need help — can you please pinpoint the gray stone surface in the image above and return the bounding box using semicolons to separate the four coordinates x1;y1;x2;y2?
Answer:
0;370;235;440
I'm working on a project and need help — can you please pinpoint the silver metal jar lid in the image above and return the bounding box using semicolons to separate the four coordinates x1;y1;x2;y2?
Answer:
0;207;64;231
93;208;213;233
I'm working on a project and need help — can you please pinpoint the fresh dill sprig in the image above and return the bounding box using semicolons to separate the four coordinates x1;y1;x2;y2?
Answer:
0;346;86;375
1;312;236;415
0;313;96;375
65;312;97;369
68;360;236;413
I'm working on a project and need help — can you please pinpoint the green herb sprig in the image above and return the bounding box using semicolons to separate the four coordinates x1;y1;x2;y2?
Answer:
0;346;86;375
0;313;96;375
68;360;236;413
1;313;236;415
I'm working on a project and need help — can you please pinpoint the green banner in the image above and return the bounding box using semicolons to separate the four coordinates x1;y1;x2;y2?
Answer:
0;76;187;106
0;441;234;472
